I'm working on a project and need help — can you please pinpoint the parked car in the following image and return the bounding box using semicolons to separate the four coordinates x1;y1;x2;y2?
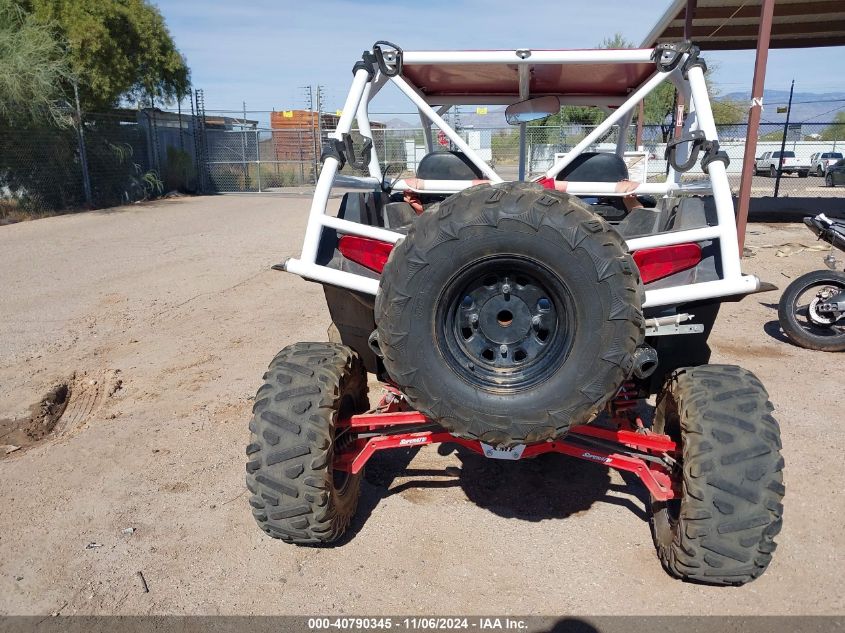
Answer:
811;151;844;176
755;150;808;177
826;158;845;187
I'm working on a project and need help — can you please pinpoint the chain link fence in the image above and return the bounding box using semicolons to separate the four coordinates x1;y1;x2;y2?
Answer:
205;126;317;192
0;109;205;221
326;121;845;198
3;116;843;220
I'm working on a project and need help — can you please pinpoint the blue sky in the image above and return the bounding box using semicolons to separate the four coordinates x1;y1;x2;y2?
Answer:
154;0;842;119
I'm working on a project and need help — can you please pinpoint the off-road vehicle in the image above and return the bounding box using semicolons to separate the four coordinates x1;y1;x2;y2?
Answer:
246;41;784;585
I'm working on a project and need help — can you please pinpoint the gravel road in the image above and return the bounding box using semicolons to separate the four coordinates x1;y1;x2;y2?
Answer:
0;194;842;615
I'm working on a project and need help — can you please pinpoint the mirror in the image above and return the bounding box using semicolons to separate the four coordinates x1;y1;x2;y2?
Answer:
505;95;561;125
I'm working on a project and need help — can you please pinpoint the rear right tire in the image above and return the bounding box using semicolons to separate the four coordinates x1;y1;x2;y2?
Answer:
650;365;784;586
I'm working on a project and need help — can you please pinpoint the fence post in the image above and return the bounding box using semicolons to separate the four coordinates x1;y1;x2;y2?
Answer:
773;79;795;199
73;82;93;206
256;128;261;192
299;128;305;184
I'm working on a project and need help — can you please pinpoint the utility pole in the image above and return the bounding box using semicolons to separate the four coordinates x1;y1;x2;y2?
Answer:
301;85;326;183
302;86;316;182
774;79;795;199
316;85;325;183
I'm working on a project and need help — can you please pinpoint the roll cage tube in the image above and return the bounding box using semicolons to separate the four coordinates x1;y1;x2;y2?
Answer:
282;42;761;308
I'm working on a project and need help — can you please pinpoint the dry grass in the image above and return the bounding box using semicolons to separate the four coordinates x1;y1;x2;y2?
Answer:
0;198;56;225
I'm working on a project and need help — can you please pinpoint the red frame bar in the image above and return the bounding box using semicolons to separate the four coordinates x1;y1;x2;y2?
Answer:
336;410;679;501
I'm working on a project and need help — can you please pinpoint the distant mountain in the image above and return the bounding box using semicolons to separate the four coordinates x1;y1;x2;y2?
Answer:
453;107;509;129
374;91;844;132
721;90;845;125
380;117;416;129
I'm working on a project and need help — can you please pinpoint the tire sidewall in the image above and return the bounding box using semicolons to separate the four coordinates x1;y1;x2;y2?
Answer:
376;184;643;442
778;269;845;351
411;225;615;417
650;385;681;557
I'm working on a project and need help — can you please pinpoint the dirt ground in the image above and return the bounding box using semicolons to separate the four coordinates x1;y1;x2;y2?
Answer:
0;193;842;616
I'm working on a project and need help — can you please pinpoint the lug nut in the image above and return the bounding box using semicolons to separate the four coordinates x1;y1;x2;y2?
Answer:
501;283;511;296
500;344;508;357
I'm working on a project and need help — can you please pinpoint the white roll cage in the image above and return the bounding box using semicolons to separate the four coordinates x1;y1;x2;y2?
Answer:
283;44;762;308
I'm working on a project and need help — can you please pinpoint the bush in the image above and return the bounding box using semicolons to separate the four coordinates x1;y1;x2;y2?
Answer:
164;146;196;192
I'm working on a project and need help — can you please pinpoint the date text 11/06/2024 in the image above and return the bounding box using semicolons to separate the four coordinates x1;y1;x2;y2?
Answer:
307;617;529;630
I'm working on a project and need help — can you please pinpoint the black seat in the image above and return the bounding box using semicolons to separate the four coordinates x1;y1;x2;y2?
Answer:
556;152;630;222
417;150;485;180
558;152;629;183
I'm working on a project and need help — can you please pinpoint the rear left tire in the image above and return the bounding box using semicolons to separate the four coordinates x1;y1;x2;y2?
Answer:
246;342;368;544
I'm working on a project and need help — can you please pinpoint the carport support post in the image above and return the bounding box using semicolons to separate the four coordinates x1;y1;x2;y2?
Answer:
736;0;775;255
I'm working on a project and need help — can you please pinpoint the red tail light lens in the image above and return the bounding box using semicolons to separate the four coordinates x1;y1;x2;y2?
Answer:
337;235;394;273
633;243;702;284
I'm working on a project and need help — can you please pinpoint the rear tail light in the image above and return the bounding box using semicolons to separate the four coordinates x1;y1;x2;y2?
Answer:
337;235;394;273
633;243;702;284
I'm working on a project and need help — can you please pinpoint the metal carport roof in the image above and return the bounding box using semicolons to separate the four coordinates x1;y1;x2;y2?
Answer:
642;0;845;50
641;0;845;252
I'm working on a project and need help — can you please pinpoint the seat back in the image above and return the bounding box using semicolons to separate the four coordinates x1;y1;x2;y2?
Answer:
557;152;629;183
557;152;630;222
417;150;484;180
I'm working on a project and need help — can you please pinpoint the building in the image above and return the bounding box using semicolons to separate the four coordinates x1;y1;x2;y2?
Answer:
268;110;385;163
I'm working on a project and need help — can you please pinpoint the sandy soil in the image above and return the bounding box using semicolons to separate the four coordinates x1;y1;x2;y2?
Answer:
0;194;842;616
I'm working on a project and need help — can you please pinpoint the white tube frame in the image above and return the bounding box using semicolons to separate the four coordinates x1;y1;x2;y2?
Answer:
284;47;759;309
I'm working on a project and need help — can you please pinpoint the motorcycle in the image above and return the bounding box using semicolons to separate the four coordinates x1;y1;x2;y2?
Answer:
777;213;845;352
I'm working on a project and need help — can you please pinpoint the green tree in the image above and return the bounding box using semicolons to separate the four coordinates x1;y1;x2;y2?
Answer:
21;0;190;110
760;129;784;142
594;33;748;137
0;0;72;124
600;33;632;49
711;97;746;125
821;112;845;142
642;82;676;140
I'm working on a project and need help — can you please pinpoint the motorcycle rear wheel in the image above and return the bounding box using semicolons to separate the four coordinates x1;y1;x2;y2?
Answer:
777;270;845;352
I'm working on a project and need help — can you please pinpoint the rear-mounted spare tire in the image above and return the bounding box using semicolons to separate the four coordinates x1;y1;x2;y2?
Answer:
375;182;644;446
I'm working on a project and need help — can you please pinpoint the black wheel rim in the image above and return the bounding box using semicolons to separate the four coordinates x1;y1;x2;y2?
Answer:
792;280;845;338
436;256;576;391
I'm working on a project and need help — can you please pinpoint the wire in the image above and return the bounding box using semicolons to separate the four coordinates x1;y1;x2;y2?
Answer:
800;104;845;122
704;2;749;39
765;98;845;106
